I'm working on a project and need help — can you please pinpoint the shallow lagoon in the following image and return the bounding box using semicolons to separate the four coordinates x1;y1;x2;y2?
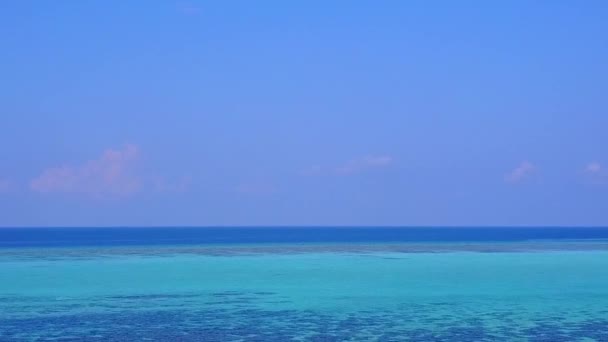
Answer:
1;239;608;341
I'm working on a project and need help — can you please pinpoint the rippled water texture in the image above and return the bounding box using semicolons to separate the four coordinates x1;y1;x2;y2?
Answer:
1;229;608;341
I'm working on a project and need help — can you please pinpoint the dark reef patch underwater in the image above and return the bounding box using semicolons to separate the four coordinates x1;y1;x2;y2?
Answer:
1;227;608;341
3;303;608;341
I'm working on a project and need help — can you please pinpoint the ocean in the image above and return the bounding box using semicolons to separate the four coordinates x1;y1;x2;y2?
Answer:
1;227;608;341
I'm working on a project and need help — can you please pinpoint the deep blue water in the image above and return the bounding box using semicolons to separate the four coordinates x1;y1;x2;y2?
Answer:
1;226;608;248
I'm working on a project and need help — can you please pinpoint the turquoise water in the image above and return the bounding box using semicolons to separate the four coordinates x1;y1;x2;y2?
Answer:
1;240;608;341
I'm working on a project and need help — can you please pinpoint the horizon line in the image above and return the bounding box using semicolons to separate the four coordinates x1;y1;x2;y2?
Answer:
1;225;608;229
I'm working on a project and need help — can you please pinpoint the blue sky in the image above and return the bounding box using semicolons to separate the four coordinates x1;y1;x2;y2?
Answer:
1;1;607;226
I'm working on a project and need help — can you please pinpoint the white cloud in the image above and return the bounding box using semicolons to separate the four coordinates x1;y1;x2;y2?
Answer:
505;161;536;183
30;144;142;197
585;162;602;174
584;161;608;185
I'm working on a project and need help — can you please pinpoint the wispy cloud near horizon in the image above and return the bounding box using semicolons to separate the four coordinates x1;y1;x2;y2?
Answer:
30;144;142;198
505;161;536;183
585;162;602;174
584;161;608;185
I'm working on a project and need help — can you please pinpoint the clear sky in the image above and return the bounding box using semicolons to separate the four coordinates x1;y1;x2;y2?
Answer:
1;1;607;227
